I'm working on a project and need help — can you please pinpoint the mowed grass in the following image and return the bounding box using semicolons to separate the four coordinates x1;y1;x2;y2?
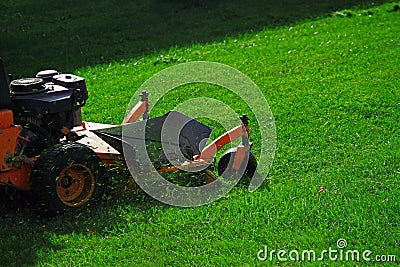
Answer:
0;1;399;267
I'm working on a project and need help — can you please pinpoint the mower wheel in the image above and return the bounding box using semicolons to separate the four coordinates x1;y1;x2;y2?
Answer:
217;148;257;184
30;142;106;214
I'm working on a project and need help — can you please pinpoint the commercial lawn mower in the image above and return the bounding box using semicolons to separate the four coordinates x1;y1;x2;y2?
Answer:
0;57;257;214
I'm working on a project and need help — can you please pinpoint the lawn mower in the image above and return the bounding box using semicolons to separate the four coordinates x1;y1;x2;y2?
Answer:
0;57;257;214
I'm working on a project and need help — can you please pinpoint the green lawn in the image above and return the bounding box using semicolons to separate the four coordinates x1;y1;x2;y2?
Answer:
0;1;399;266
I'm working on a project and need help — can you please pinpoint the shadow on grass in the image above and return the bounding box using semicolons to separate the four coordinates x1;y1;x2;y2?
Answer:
0;189;63;267
0;170;211;265
0;182;163;266
0;170;262;265
0;0;390;76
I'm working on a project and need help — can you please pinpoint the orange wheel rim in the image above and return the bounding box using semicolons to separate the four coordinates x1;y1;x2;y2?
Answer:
56;164;95;207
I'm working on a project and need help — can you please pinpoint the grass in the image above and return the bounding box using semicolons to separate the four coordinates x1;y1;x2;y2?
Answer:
0;0;392;76
1;1;399;266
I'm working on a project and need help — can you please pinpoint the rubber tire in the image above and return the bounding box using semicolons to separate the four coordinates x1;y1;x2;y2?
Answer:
30;142;106;215
217;149;257;184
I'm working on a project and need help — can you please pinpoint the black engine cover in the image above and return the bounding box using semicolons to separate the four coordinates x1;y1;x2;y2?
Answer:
10;72;88;139
12;84;76;116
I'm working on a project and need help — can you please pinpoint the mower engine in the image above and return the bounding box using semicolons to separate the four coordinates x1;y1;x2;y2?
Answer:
10;70;88;143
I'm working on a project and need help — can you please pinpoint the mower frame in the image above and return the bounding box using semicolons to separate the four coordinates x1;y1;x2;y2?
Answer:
0;90;252;192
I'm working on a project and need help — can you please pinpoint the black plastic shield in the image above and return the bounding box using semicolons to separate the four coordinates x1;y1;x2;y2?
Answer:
0;58;11;109
92;111;212;166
